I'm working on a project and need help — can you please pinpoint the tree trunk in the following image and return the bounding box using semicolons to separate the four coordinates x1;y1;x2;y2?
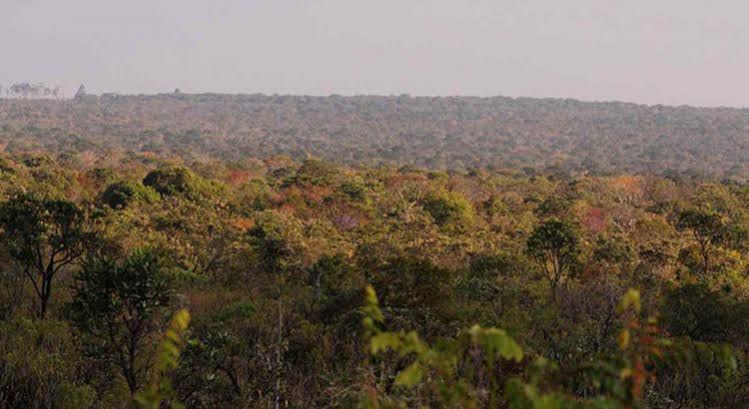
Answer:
40;275;51;318
274;299;283;409
701;243;710;278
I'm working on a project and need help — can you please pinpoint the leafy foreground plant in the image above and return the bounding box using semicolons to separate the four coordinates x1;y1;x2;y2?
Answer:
360;286;668;409
134;309;191;409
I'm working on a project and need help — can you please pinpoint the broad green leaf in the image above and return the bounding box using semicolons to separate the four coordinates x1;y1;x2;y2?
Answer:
394;362;423;387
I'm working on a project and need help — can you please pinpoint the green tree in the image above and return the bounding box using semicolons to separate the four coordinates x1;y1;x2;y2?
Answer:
367;256;458;336
527;219;580;301
292;158;339;186
99;180;159;209
143;166;196;197
143;166;222;200
421;189;475;231
0;194;88;318
662;283;749;343
676;209;726;277
68;249;174;394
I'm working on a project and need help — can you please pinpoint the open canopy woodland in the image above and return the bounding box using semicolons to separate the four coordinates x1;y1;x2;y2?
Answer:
0;94;748;408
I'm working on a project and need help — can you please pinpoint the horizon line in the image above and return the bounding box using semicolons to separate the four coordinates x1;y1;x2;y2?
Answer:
1;88;747;111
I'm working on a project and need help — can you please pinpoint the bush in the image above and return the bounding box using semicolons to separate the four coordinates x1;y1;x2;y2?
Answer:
0;318;95;408
662;283;749;343
143;166;223;200
422;190;475;230
339;181;368;202
143;166;197;196
292;159;339;186
100;181;159;209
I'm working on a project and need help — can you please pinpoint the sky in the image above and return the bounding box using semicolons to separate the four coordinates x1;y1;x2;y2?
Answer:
1;0;748;107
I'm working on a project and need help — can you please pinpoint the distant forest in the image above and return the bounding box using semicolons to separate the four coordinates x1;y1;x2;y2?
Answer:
1;93;747;180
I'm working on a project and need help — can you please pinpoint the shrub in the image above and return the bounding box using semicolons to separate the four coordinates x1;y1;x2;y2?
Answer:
422;189;475;230
100;181;159;209
143;166;223;200
292;159;339;186
0;318;95;408
143;166;198;196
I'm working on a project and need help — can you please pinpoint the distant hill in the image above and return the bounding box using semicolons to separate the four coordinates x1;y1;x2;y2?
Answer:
1;93;747;180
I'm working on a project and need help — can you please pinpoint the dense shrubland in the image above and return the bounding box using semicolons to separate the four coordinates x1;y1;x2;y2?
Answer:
0;148;747;408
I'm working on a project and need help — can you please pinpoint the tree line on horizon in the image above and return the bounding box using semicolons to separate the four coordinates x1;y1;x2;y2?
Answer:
0;82;63;99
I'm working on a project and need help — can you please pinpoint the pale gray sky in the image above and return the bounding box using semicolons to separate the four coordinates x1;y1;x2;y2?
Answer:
2;0;748;107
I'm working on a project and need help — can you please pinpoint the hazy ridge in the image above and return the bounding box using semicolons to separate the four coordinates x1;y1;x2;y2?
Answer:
1;93;747;179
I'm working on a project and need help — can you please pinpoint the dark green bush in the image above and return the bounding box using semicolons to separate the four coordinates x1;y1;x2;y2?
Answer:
100;181;159;209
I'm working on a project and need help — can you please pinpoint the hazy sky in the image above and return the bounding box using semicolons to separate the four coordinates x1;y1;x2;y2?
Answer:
2;0;748;107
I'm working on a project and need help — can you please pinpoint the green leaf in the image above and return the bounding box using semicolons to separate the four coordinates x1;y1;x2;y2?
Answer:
470;325;524;362
394;362;423;387
370;332;402;354
619;289;641;313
